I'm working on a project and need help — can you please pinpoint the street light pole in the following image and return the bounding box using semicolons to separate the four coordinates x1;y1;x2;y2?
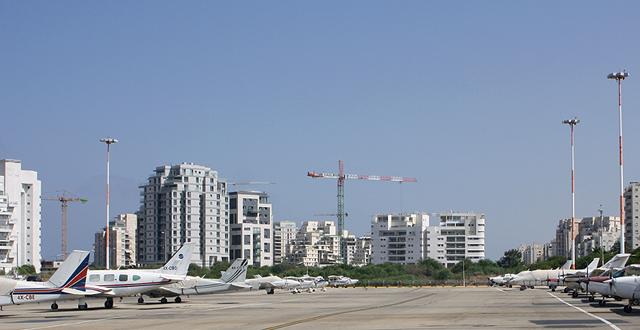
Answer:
607;70;629;254
563;117;579;269
599;205;604;264
100;137;118;269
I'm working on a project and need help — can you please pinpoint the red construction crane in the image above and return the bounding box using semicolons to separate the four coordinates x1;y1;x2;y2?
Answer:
44;194;87;259
307;160;417;248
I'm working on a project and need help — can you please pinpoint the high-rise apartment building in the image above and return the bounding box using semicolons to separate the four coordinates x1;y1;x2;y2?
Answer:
426;212;485;267
518;243;544;265
577;216;620;257
554;218;577;259
625;182;640;251
137;163;229;267
371;213;429;265
288;220;339;266
273;221;297;264
94;213;138;268
344;234;371;266
0;159;42;273
229;191;273;267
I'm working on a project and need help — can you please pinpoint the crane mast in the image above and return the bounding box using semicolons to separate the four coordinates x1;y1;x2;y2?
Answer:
44;195;87;259
307;160;417;262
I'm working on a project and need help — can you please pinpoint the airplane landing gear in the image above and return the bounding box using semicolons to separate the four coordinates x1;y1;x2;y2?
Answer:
78;298;88;310
588;295;595;302
160;298;168;304
572;291;579;298
137;297;145;304
519;285;526;291
104;298;114;309
267;288;275;295
174;296;182;303
563;287;570;293
50;302;58;311
624;304;633;313
598;299;606;307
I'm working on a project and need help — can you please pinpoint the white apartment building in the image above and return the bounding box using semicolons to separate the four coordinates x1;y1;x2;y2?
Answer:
273;221;297;264
229;191;273;267
426;212;485;267
138;163;229;267
371;213;429;265
288;220;339;266
518;243;544;265
94;213;138;268
0;159;42;273
625;182;640;251
345;234;371;266
577;216;620;257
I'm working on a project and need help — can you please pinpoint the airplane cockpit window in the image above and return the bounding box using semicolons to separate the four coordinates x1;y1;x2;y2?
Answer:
625;267;640;276
104;274;115;282
89;274;100;282
119;274;128;282
133;275;141;281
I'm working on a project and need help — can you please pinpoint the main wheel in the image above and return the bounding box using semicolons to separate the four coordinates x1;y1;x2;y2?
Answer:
51;303;58;311
624;305;633;313
551;287;556;292
572;291;579;298
598;300;606;307
588;296;595;302
138;297;144;304
78;303;88;310
267;288;275;295
160;298;168;304
104;298;114;309
563;287;570;293
175;296;182;303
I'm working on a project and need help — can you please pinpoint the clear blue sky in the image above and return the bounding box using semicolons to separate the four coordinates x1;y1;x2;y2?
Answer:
1;1;639;260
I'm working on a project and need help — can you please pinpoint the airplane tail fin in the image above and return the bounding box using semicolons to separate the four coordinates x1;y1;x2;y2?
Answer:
47;250;90;290
560;260;573;270
602;253;630;269
221;259;249;283
158;243;194;276
585;258;600;271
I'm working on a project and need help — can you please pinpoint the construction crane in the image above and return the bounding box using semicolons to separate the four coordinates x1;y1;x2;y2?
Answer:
307;160;417;260
44;194;87;259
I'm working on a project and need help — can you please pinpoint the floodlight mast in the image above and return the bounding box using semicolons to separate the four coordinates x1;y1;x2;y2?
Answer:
562;117;579;269
100;137;118;269
607;70;629;254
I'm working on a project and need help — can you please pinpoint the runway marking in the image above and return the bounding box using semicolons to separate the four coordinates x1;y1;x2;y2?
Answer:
494;287;506;293
263;291;434;330
548;292;621;330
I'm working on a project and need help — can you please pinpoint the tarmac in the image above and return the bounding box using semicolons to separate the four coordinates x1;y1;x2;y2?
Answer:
0;286;637;329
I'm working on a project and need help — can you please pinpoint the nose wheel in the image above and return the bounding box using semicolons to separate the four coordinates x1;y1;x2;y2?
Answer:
50;302;58;311
138;297;145;304
174;296;182;303
624;305;633;313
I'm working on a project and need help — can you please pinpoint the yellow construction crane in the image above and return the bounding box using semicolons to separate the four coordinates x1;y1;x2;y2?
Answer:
44;194;87;259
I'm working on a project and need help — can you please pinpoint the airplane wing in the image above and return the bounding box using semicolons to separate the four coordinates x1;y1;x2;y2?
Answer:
61;287;107;296
230;282;253;290
160;274;188;282
84;284;116;296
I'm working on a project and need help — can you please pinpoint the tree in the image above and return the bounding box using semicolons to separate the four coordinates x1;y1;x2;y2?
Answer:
16;264;36;275
497;249;523;268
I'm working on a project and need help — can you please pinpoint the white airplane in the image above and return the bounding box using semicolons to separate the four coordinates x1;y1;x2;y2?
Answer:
603;267;640;313
510;259;599;291
588;262;639;308
507;259;574;289
0;250;93;311
488;274;516;287
328;275;359;287
144;258;251;303
86;243;193;308
565;253;630;298
245;275;301;294
286;275;329;292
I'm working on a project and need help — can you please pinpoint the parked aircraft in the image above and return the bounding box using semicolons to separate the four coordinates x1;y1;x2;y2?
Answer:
509;259;599;290
588;263;640;308
245;275;301;294
328;275;359;287
0;250;93;311
603;267;640;313
145;258;251;303
565;253;629;298
286;275;329;292
86;243;193;308
488;274;516;287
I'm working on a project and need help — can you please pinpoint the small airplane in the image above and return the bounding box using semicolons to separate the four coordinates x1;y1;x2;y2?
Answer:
144;258;251;303
0;250;94;311
601;266;640;313
587;262;638;309
86;243;193;308
565;253;629;298
488;274;516;287
509;259;600;291
328;275;359;287
285;275;329;292
245;275;301;294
